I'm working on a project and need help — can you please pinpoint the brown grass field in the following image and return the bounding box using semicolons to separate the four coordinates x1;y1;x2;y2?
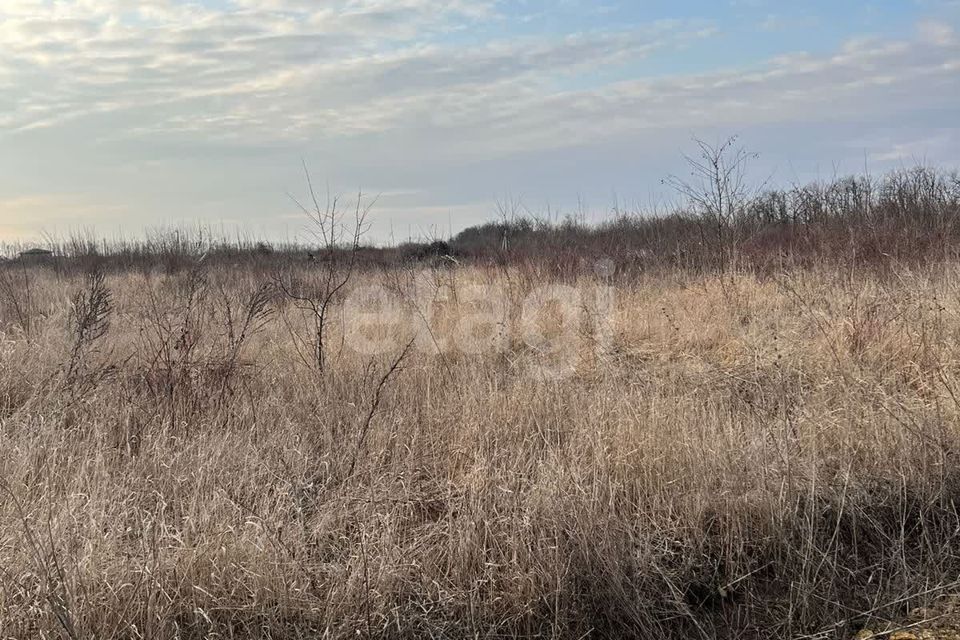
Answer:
4;249;960;638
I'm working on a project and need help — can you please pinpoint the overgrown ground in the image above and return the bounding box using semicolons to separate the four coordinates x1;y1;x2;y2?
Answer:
3;256;960;638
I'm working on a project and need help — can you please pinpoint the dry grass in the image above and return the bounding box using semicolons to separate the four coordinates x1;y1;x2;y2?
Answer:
3;258;960;639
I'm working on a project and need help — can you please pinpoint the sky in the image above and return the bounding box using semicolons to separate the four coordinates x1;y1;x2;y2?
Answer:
1;0;959;245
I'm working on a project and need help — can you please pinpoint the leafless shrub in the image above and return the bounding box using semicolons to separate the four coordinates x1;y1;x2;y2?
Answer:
276;166;376;374
64;267;113;390
136;259;210;431
213;280;275;406
664;136;759;274
0;263;35;339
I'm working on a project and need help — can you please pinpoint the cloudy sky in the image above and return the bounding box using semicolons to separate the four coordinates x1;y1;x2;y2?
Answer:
1;0;959;244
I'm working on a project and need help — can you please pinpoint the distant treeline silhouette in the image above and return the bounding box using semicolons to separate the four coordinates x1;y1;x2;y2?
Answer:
6;165;958;275
450;166;960;275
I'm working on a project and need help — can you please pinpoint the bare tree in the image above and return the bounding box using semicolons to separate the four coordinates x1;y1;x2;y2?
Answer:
276;163;378;374
664;136;758;273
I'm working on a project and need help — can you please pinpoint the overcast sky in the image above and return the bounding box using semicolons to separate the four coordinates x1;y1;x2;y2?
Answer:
1;0;959;244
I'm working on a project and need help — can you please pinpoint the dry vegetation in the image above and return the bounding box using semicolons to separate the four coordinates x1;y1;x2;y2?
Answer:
3;159;960;639
2;256;960;639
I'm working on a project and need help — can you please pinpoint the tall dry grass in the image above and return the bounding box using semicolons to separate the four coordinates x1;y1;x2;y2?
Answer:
2;256;960;638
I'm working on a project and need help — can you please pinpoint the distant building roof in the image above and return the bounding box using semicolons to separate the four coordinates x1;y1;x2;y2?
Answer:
19;248;54;257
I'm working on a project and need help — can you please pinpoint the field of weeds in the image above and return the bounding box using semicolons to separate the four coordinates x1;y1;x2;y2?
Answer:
3;253;960;639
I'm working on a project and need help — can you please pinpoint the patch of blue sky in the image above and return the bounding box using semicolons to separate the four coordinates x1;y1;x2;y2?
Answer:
421;0;944;94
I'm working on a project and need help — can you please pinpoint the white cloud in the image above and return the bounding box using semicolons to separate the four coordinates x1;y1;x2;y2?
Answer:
917;19;957;45
863;131;959;163
2;3;957;158
0;1;717;143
